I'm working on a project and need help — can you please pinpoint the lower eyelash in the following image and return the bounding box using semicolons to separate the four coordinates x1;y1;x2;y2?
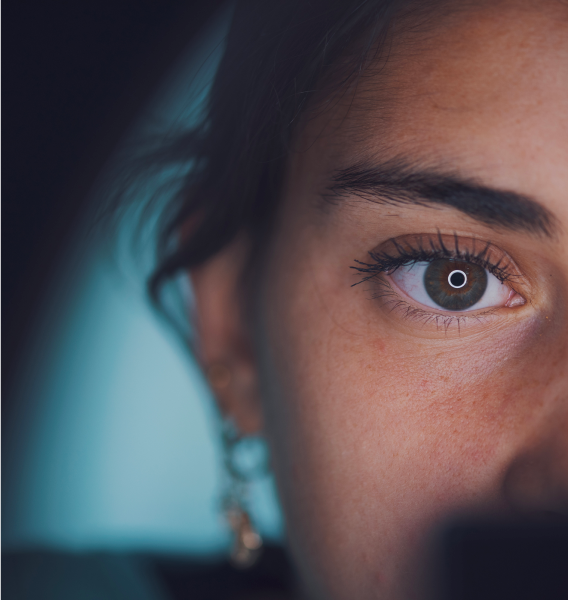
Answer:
368;277;498;332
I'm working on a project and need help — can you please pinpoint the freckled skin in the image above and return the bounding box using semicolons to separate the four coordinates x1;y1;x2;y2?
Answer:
191;2;568;599
249;4;568;599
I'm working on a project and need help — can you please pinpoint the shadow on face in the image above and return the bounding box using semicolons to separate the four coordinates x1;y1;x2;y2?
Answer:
191;2;568;598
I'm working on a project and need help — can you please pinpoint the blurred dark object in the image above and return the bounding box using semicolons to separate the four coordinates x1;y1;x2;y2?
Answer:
2;544;295;599
2;0;225;424
153;544;295;599
440;518;568;600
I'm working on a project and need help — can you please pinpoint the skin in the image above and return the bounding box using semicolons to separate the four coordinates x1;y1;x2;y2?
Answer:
191;2;568;598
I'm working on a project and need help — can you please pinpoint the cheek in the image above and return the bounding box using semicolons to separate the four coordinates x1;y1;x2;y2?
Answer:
255;236;567;595
248;14;568;595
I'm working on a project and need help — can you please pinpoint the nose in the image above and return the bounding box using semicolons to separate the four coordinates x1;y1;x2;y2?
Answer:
503;409;568;517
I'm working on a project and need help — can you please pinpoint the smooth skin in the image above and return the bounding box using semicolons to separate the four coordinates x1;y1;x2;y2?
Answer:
191;2;568;598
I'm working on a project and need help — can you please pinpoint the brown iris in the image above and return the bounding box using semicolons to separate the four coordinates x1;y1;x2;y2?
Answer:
423;259;487;311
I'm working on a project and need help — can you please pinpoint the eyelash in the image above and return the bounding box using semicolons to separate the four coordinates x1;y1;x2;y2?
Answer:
351;233;520;329
351;233;515;286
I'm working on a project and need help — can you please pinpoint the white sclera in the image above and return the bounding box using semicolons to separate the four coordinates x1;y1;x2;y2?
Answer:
390;262;511;311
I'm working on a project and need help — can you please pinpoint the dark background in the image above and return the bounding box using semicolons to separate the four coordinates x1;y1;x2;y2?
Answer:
3;0;225;425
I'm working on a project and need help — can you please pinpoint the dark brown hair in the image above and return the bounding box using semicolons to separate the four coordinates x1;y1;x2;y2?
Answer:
117;0;420;305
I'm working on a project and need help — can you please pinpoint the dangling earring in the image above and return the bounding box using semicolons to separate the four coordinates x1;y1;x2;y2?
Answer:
223;496;263;568
221;418;266;568
207;363;265;568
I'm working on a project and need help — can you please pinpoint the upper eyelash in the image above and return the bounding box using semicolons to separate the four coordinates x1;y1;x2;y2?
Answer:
351;232;516;287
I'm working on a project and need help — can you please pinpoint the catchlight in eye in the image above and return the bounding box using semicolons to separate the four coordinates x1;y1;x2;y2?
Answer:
448;270;467;289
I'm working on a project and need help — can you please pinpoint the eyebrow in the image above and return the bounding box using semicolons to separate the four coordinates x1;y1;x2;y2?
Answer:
326;160;556;237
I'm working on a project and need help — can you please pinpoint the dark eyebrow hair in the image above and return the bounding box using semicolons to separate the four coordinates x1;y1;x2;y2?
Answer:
326;161;557;237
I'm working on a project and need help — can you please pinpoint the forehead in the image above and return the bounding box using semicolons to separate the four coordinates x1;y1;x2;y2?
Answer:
289;1;568;207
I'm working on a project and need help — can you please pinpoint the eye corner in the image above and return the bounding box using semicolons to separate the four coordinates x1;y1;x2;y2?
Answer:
504;289;526;308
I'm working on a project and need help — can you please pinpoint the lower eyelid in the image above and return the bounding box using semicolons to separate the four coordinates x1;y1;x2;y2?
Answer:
374;277;503;330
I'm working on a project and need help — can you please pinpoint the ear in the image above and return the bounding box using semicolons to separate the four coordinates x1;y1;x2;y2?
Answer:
188;236;263;435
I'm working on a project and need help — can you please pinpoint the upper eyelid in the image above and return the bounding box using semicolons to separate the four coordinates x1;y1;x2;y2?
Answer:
351;233;522;288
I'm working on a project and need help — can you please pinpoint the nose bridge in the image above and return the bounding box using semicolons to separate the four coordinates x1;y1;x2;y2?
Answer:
503;398;568;515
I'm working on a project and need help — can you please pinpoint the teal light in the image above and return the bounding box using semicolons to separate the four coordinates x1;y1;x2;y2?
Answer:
4;4;284;555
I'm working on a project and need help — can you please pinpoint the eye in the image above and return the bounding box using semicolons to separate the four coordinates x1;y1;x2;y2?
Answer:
390;259;512;312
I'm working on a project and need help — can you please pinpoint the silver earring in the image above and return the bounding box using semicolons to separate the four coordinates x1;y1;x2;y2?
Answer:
221;419;267;568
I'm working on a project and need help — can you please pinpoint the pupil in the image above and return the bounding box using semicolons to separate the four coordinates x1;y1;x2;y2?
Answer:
449;271;466;288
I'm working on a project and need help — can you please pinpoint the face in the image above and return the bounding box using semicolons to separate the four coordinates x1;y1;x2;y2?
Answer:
192;2;568;599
